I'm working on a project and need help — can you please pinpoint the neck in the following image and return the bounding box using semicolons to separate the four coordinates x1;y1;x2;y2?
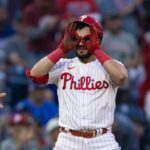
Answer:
79;55;96;64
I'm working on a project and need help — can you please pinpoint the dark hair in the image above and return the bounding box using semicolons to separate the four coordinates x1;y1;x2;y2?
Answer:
75;22;89;30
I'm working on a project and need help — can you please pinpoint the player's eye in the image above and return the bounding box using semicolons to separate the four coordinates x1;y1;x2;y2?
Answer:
72;36;77;41
83;36;91;42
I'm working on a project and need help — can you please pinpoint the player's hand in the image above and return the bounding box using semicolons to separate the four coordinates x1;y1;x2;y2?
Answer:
0;93;6;108
59;23;81;53
81;26;100;53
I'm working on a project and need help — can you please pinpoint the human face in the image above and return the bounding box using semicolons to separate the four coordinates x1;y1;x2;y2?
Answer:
76;27;92;60
10;125;35;142
30;89;45;105
106;18;122;34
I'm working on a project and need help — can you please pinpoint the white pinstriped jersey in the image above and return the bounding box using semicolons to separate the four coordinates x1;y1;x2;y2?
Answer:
48;57;118;130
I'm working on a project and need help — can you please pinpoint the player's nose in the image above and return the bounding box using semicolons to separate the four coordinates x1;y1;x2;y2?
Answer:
79;40;84;46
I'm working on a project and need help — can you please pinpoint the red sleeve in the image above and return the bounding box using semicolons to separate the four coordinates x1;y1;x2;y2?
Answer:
25;68;49;84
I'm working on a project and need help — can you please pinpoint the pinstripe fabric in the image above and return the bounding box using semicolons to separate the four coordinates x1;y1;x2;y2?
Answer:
48;57;120;149
54;132;120;150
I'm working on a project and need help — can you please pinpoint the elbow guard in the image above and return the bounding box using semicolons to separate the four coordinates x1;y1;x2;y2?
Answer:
25;68;48;84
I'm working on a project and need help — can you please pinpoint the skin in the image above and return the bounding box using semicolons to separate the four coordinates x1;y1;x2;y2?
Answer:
30;26;128;86
0;93;6;108
75;27;95;63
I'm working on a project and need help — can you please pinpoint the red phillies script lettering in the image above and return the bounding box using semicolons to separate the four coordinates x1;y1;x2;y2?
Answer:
60;72;109;90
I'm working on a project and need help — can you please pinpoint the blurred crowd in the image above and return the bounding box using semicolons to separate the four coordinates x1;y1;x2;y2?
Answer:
0;0;150;149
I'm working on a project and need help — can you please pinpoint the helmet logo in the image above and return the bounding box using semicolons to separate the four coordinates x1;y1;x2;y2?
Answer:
80;15;87;21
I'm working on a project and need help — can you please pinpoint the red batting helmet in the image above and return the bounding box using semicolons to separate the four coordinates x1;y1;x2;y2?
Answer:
74;15;103;40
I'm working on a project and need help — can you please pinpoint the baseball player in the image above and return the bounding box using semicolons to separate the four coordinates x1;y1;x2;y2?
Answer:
26;15;128;150
0;93;6;108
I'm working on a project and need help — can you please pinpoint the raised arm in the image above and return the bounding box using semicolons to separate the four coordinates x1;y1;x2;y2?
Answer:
30;53;61;77
82;26;128;86
102;59;128;86
26;23;80;83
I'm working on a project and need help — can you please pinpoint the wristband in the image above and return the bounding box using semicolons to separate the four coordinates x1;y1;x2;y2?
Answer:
94;48;111;64
47;48;65;63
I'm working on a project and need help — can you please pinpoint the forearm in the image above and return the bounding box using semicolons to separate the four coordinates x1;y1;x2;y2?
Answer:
94;49;128;86
30;48;65;77
30;57;54;76
103;59;128;86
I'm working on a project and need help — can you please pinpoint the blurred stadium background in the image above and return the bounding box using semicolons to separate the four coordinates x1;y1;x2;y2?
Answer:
0;0;150;149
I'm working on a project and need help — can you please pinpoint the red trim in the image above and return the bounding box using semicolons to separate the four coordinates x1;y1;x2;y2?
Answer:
25;68;48;84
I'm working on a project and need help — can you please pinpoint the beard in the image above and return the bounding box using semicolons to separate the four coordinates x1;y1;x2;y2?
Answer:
76;45;92;60
76;51;92;60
